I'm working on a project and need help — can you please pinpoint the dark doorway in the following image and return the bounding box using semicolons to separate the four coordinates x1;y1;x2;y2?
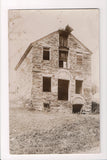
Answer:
72;104;83;113
58;79;69;100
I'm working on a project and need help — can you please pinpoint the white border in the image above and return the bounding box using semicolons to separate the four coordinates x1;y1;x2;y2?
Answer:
1;0;107;160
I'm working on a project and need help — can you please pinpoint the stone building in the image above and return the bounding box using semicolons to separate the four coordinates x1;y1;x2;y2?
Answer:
15;25;92;113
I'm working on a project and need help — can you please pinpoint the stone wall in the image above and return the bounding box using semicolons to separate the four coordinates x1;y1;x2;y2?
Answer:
31;31;92;112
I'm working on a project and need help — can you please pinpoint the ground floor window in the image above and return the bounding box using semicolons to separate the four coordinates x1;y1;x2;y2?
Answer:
75;80;83;94
58;79;69;100
44;103;50;111
43;77;51;92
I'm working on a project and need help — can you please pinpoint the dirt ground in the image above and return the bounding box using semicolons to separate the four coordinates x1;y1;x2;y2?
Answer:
9;107;100;154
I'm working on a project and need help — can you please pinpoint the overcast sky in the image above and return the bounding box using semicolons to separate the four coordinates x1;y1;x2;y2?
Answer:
9;9;99;90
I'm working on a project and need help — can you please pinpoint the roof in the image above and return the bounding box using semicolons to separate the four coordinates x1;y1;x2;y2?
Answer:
15;30;93;70
15;31;57;70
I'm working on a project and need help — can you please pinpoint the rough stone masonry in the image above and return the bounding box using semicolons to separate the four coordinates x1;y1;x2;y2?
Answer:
15;25;92;113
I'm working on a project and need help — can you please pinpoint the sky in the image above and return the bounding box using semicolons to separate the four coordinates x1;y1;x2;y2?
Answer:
9;9;99;91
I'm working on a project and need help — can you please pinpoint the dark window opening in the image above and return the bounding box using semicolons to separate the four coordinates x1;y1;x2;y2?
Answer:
43;77;51;92
77;55;82;65
43;47;50;60
59;51;68;68
72;104;82;113
44;103;50;111
59;35;68;47
59;61;63;68
75;80;83;94
58;79;69;100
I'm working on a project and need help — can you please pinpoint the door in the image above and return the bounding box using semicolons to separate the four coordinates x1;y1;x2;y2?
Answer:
58;79;69;100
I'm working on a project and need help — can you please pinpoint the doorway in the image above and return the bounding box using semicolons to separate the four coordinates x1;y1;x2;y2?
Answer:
58;79;69;100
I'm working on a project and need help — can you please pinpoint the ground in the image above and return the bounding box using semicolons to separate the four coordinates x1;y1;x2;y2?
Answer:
9;107;100;154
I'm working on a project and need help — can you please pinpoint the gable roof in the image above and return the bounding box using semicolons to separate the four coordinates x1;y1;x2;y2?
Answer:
15;30;93;70
15;31;57;70
71;34;93;55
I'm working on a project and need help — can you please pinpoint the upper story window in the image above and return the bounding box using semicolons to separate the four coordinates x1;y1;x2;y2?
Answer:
77;55;82;65
43;47;50;60
59;36;68;48
59;51;68;68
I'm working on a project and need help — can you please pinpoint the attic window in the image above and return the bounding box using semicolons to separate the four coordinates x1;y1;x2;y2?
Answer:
43;47;50;60
77;55;82;65
59;36;68;47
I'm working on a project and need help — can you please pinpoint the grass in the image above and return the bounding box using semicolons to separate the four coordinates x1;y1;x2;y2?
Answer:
9;107;100;154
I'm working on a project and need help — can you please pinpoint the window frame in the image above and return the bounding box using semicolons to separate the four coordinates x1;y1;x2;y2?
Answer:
43;47;50;60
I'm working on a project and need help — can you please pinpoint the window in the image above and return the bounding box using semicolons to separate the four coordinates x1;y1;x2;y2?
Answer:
44;103;50;111
59;35;68;47
43;77;51;92
59;51;68;68
58;79;69;100
43;47;50;60
59;61;63;68
77;55;82;65
75;80;83;94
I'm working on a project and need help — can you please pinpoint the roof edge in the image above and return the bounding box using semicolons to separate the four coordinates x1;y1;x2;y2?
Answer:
15;30;93;71
15;43;33;70
15;30;58;70
71;33;93;55
32;30;58;45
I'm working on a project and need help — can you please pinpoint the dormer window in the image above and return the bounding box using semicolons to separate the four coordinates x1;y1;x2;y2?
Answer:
43;47;50;60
